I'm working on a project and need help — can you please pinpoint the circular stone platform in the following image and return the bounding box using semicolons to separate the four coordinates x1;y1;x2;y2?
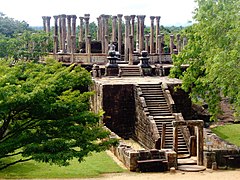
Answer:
178;165;206;172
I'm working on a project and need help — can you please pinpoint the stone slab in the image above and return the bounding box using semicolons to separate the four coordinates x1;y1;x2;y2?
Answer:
178;165;206;172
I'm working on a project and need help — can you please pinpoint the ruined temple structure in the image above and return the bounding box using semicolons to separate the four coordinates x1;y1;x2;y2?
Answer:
41;14;240;173
42;14;186;66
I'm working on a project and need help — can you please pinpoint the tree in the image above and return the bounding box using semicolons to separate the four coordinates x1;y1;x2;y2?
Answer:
0;59;115;169
171;0;240;120
0;31;52;60
0;13;31;37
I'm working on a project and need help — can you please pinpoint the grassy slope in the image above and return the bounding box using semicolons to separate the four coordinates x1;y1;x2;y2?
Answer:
211;124;240;147
0;151;124;179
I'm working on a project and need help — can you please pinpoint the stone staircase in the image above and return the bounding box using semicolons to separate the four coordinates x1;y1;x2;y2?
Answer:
138;83;189;156
119;65;141;76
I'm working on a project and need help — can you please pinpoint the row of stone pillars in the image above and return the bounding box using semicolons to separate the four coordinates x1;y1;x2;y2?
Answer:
42;14;188;60
43;14;92;55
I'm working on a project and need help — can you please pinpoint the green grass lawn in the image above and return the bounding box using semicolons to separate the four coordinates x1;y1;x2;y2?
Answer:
0;151;124;179
211;124;240;147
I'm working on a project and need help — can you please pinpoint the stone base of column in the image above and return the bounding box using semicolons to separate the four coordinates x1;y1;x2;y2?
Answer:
105;66;119;76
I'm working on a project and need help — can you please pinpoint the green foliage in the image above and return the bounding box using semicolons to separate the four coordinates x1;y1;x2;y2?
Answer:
211;124;240;146
0;59;116;169
0;12;31;37
171;0;240;121
0;31;52;60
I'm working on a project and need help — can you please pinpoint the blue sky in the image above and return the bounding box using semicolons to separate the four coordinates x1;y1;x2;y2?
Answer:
0;0;197;26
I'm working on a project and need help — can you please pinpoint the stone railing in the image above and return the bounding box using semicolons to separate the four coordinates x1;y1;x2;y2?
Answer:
161;83;176;113
134;85;160;149
173;113;191;154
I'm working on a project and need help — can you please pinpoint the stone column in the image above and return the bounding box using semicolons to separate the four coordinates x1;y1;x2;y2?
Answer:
173;126;178;154
84;14;90;39
53;15;59;54
138;15;146;53
150;16;155;54
60;14;67;53
46;16;51;33
42;16;47;32
136;16;140;45
130;15;135;51
67;15;72;53
124;15;131;61
111;16;117;42
155;16;161;53
78;17;84;43
177;34;181;53
117;14;123;55
129;35;134;65
144;34;150;52
97;17;101;41
105;35;109;54
84;14;90;54
197;123;204;166
104;15;110;47
170;34;174;54
71;15;77;53
159;33;164;54
100;15;105;53
86;35;91;63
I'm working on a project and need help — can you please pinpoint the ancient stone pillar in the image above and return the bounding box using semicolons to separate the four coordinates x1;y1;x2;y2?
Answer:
117;14;123;55
86;35;91;53
159;34;164;54
130;15;135;51
46;16;51;33
124;15;131;61
53;15;59;54
177;34;181;53
197;123;204;166
150;16;155;54
42;16;47;32
84;14;90;39
138;15;146;52
58;16;62;51
136;16;140;45
111;16;117;42
129;35;134;65
144;34;150;52
173;126;178;154
71;15;77;53
78;17;84;43
104;15;110;53
84;14;90;54
100;15;105;53
128;34;134;65
155;16;161;53
97;17;101;41
105;35;109;54
170;34;174;54
67;15;72;53
86;35;91;63
60;14;67;53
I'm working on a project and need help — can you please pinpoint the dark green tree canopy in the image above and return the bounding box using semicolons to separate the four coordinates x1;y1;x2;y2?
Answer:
0;12;31;37
171;0;240;120
0;59;115;169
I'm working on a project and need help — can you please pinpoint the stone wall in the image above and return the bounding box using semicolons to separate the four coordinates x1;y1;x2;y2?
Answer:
167;83;192;120
101;84;136;139
133;85;160;149
204;128;240;168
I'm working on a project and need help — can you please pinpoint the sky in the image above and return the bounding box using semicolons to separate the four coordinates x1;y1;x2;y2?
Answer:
0;0;197;27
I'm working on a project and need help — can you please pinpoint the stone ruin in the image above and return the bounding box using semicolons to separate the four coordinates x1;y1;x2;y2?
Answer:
42;14;187;65
41;14;240;173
